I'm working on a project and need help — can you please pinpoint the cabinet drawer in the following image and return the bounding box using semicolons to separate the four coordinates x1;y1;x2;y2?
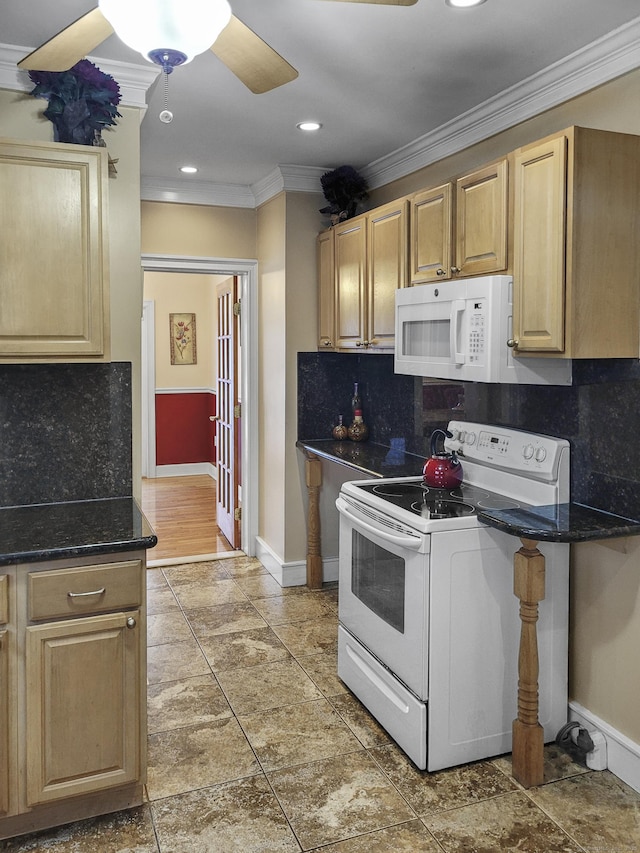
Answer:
28;560;143;621
0;575;7;625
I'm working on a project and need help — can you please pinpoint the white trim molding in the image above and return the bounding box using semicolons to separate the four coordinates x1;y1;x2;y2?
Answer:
0;44;158;111
570;701;640;794
156;462;216;479
255;537;307;588
141;254;259;559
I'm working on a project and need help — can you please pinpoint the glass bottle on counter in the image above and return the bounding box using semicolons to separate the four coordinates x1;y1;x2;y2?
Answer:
351;382;362;419
348;408;369;442
332;415;348;441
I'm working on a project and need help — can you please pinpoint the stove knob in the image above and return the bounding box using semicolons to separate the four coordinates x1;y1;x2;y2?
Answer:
523;443;534;460
449;428;460;441
465;431;476;446
535;446;547;462
458;430;466;443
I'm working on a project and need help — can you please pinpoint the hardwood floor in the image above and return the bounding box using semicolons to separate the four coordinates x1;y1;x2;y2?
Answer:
141;475;238;565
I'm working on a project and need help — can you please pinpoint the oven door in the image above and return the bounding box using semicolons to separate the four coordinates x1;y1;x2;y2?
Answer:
336;495;430;699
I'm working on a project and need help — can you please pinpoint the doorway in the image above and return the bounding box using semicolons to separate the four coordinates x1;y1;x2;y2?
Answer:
140;254;258;561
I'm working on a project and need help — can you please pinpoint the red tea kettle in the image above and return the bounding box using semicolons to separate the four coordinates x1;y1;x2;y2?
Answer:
423;429;463;489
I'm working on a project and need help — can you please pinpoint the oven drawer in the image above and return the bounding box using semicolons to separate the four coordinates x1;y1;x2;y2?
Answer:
338;625;427;770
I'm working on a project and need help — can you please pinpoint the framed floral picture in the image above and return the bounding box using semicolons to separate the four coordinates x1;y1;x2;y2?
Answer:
169;313;197;365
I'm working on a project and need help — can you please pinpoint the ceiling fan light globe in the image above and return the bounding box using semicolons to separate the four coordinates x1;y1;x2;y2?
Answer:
98;0;232;63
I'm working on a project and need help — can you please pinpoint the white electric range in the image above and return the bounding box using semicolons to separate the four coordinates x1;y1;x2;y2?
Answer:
336;421;570;771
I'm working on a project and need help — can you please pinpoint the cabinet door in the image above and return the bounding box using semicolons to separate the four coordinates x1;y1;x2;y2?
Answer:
410;184;453;283
317;229;335;350
455;160;508;276
0;629;7;817
0;573;14;818
25;611;141;805
334;217;366;350
513;136;567;352
367;199;408;350
0;140;109;361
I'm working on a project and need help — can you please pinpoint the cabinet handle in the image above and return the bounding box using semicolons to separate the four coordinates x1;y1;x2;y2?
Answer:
506;338;519;349
126;616;136;629
450;266;460;275
436;268;446;276
67;587;106;599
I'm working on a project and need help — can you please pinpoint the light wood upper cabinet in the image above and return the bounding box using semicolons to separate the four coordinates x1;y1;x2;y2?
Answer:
367;199;408;350
317;228;335;350
411;159;508;284
513;127;640;358
334;215;366;350
333;199;408;351
0;139;110;362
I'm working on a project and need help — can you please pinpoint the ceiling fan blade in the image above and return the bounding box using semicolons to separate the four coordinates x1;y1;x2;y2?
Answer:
211;15;298;94
317;0;418;5
17;8;114;71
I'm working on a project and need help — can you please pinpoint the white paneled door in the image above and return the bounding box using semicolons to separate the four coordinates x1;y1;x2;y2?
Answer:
215;277;240;549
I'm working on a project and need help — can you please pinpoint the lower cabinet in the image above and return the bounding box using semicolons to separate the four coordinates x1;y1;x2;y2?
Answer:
0;554;146;841
0;571;12;818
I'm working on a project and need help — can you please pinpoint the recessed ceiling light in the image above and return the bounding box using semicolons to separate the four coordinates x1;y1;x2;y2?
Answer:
179;165;198;174
297;121;322;132
445;0;487;7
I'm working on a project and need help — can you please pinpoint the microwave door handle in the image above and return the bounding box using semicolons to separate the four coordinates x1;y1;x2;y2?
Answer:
336;497;423;551
450;299;466;365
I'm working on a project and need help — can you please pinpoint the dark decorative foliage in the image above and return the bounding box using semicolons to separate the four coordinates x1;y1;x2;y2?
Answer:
320;165;369;223
28;60;121;146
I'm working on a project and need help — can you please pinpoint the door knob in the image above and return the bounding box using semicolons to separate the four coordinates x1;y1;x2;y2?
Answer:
209;415;220;421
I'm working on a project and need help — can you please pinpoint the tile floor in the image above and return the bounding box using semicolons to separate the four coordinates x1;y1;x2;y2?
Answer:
3;556;640;852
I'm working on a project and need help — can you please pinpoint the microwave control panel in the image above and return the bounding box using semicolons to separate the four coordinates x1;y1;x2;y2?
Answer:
467;301;487;364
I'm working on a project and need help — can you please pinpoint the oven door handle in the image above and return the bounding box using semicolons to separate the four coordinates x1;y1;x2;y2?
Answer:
336;497;424;551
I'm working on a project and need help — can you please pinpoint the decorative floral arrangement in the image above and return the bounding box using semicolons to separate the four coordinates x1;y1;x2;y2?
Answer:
320;165;369;225
28;60;121;147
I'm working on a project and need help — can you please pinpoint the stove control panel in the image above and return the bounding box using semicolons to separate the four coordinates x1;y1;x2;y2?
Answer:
445;420;568;481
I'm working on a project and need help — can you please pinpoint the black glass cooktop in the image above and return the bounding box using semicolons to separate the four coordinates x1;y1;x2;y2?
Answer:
356;480;522;518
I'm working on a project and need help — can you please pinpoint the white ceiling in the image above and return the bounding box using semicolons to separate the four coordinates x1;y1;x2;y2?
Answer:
4;0;640;201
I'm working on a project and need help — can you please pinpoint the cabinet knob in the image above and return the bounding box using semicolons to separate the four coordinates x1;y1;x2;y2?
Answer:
450;266;461;275
126;616;136;629
323;340;333;347
356;341;363;347
363;340;370;348
436;268;446;277
506;338;519;349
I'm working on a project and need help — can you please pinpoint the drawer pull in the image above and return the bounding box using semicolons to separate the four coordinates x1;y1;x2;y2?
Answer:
67;588;106;599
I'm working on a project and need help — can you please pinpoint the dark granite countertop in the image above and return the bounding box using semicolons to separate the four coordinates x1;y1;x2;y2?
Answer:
297;439;425;479
0;498;158;566
478;503;640;543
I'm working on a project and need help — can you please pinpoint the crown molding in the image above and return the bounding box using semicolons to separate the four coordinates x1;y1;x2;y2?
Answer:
0;43;158;111
363;14;640;188
251;165;326;208
5;14;640;206
141;176;256;208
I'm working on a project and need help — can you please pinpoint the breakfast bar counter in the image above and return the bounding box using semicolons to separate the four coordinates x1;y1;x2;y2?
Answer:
478;502;640;789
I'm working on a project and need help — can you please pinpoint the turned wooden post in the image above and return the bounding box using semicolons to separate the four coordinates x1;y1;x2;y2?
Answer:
512;537;546;788
304;453;323;589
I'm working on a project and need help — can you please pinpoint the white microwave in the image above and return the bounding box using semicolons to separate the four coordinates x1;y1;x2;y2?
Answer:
394;275;572;385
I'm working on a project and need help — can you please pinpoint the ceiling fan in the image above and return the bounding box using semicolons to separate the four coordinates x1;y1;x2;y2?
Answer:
16;0;418;95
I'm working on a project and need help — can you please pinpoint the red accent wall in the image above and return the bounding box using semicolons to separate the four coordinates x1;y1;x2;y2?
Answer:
156;392;216;466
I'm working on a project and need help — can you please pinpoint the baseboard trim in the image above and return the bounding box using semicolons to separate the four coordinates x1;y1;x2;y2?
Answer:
154;463;216;478
569;701;640;793
254;538;307;588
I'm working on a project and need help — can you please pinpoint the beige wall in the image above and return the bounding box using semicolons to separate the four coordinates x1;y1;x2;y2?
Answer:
141;200;256;258
144;271;224;389
0;89;144;498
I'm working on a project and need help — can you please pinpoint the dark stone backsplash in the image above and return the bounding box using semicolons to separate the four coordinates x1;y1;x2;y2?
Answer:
0;363;132;507
298;352;640;521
